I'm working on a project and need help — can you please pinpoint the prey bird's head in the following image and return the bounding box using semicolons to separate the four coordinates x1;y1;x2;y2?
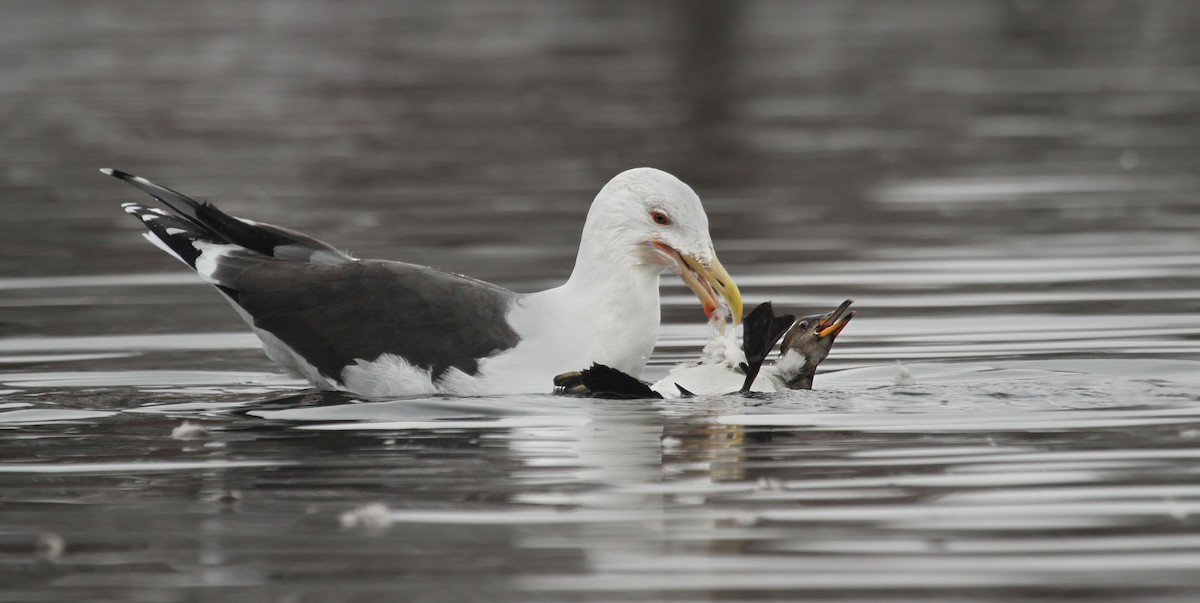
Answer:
583;167;742;324
781;299;855;370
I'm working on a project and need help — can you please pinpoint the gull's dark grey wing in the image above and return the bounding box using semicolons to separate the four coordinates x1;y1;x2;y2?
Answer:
217;257;520;381
108;169;520;383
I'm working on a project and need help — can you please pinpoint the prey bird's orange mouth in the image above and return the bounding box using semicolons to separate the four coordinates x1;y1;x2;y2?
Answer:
650;241;743;325
816;299;855;338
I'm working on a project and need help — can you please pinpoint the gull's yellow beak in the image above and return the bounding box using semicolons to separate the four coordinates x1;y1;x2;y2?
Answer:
653;242;743;324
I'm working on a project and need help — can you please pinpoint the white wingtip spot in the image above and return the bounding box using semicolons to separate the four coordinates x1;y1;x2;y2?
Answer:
193;241;242;283
99;168;114;176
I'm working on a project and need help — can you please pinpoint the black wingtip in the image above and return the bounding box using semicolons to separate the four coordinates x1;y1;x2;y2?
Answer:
99;168;207;217
99;167;135;180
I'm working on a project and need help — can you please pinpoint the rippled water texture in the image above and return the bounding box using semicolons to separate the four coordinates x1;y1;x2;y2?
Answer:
3;1;1200;601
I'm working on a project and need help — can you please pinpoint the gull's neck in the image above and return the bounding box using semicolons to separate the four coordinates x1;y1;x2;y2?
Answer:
559;235;663;372
507;232;662;380
565;230;659;297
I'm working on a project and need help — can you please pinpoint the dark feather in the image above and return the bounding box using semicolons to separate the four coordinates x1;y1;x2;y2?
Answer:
568;363;663;399
739;301;795;392
216;258;520;381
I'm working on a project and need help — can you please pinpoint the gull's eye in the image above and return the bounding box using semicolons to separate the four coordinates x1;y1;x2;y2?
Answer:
651;211;671;226
796;321;809;331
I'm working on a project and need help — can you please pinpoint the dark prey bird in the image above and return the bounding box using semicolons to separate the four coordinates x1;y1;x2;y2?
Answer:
555;300;855;399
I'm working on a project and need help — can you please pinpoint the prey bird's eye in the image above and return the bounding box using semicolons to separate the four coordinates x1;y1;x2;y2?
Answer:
651;211;671;226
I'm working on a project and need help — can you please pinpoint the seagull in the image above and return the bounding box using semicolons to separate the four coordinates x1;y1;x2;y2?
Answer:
104;167;742;397
554;300;854;399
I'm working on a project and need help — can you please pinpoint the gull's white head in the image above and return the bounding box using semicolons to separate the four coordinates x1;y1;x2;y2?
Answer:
579;167;742;323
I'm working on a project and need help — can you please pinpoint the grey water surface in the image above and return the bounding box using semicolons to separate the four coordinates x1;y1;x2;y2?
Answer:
3;1;1200;601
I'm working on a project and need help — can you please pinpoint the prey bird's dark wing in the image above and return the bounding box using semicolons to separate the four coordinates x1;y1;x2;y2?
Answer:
559;363;663;399
739;301;795;393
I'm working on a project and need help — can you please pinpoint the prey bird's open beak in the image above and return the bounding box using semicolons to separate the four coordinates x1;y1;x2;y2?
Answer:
652;242;743;325
816;299;855;338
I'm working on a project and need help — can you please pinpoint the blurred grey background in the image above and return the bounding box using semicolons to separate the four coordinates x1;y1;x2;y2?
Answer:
2;0;1198;324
